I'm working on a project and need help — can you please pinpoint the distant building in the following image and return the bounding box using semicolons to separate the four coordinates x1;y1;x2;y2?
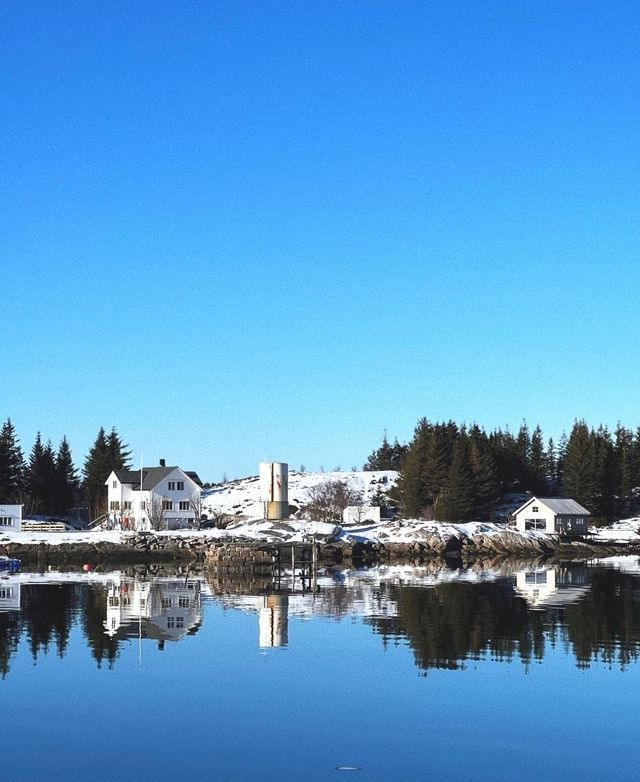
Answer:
512;497;591;535
342;505;381;526
0;504;22;533
105;461;203;531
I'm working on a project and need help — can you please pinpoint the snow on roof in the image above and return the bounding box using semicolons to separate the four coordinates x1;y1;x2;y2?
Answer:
112;466;202;490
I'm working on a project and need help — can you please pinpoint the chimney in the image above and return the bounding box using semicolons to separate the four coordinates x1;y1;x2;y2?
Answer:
159;459;166;467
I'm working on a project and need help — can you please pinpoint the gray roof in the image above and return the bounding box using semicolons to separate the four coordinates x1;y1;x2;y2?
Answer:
514;497;591;517
113;467;202;490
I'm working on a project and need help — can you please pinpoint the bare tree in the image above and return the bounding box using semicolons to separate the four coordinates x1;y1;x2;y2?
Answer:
302;479;362;523
189;493;204;528
147;495;167;531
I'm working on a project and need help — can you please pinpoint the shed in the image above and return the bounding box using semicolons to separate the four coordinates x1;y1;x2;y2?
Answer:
512;497;591;535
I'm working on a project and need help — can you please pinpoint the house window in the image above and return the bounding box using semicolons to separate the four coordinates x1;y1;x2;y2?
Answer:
0;588;13;599
108;596;119;607
123;501;132;510
176;616;184;629
140;501;146;510
168;481;185;491
113;481;117;489
524;518;546;531
167;617;175;629
532;506;539;513
179;501;190;511
161;598;173;608
110;501;120;511
178;596;190;608
0;517;15;526
162;500;173;511
525;571;548;585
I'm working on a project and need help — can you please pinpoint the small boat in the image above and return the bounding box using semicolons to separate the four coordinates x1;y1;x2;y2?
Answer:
0;556;20;572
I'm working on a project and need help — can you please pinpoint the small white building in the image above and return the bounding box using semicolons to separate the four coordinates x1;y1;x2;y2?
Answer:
105;461;203;531
342;505;381;526
0;504;22;533
512;497;591;535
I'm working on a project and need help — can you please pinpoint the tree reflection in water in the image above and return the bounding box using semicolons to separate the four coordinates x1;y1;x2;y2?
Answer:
0;563;640;676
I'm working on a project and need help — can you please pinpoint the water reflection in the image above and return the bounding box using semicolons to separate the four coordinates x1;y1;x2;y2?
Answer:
1;557;640;676
103;577;203;648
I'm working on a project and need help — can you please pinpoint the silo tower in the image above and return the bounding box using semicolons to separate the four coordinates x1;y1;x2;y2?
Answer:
259;461;289;520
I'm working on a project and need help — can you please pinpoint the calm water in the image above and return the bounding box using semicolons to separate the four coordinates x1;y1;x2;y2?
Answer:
2;557;640;781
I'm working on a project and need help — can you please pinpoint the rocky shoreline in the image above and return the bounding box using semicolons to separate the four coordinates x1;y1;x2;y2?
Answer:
1;529;638;571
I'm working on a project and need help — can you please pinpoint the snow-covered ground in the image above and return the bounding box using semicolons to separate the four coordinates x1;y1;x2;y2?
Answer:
4;470;640;550
202;469;397;518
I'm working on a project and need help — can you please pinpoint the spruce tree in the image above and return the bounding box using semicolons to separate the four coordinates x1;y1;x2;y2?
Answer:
54;437;78;516
529;425;547;494
437;438;475;522
83;428;109;520
27;433;57;515
0;419;26;503
562;421;595;510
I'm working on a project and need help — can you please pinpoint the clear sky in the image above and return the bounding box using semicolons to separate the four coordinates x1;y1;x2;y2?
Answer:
2;1;639;481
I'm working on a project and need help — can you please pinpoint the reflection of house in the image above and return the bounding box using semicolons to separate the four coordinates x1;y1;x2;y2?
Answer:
103;577;203;645
515;564;589;608
258;595;289;648
512;497;590;535
0;578;20;611
105;461;203;530
0;504;22;532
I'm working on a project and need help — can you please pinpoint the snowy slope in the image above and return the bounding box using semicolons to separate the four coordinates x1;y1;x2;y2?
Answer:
202;469;398;519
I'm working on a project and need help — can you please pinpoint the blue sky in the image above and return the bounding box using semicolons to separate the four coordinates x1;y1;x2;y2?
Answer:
2;1;639;481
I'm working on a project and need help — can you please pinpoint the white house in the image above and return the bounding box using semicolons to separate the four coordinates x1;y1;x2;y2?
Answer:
105;460;203;531
342;505;382;526
0;504;22;533
512;497;591;535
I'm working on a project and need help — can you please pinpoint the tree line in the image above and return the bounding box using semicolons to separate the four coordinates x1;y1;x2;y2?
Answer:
0;419;131;522
364;419;640;521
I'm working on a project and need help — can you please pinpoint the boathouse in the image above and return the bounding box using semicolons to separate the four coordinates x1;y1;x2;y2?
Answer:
512;497;591;535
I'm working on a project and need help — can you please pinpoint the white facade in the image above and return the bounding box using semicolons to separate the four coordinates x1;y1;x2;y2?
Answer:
105;467;202;531
343;505;381;526
513;497;590;535
0;504;22;532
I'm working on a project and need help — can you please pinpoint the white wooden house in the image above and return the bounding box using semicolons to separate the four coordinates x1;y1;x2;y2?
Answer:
0;504;22;533
105;461;202;531
512;497;591;535
342;505;381;526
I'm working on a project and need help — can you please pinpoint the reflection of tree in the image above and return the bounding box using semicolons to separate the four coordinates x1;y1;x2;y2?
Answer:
81;585;119;669
563;569;640;669
0;612;21;678
368;568;640;672
21;584;76;660
369;581;544;669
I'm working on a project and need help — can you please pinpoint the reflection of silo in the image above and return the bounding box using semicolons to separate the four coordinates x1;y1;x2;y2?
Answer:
258;595;289;648
259;462;289;520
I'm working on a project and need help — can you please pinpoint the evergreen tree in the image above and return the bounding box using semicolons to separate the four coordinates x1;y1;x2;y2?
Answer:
529;425;547;494
27;433;57;515
437;438;475;522
393;419;432;517
468;435;499;511
83;427;131;520
106;427;132;471
546;438;558;493
515;421;532;490
562;421;596;510
0;419;26;503
83;428;109;520
54;437;78;515
364;432;397;471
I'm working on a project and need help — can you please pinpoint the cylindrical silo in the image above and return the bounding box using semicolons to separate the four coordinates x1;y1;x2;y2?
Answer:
259;462;289;520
